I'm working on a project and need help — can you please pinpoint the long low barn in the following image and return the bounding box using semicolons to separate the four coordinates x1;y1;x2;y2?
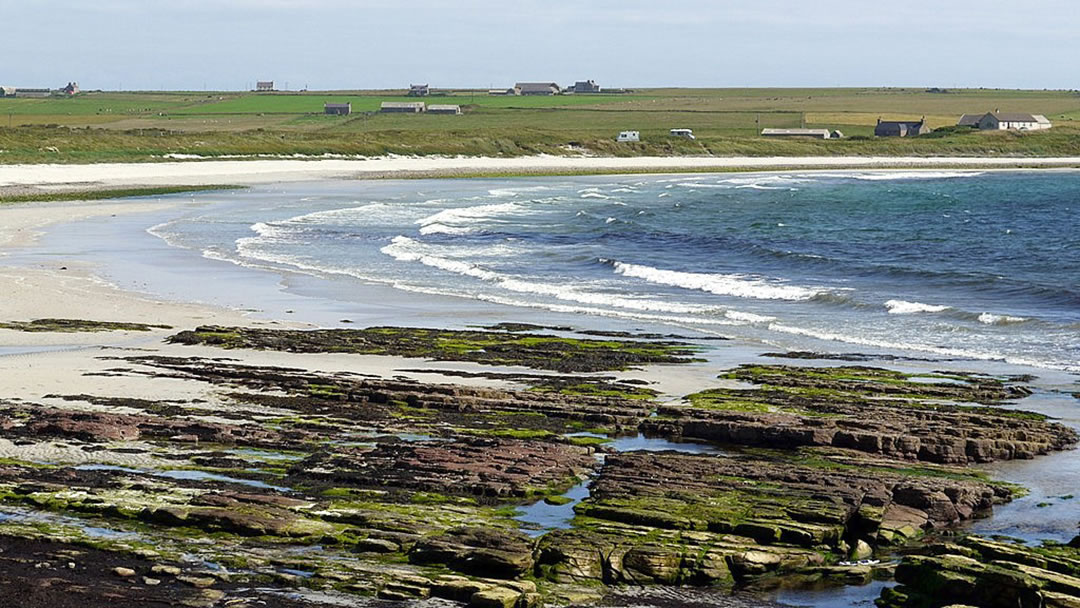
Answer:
380;102;425;113
427;104;462;115
761;128;832;139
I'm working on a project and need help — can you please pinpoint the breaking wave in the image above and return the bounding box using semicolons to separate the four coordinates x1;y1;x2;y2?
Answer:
611;261;823;301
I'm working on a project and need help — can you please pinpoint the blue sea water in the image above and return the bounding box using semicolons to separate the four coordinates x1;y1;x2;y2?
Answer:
141;170;1080;373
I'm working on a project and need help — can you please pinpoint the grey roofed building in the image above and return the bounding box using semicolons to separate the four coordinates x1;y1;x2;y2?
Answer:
14;88;51;98
959;111;1052;131
488;88;515;96
427;104;462;115
875;117;930;137
380;101;425;113
256;81;274;92
761;128;832;139
572;80;601;93
515;82;560;96
957;113;983;127
324;103;352;116
408;84;430;97
977;111;1052;130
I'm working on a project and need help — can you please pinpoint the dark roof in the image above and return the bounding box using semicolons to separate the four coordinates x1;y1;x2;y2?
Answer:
957;113;984;126
877;120;923;127
988;112;1038;122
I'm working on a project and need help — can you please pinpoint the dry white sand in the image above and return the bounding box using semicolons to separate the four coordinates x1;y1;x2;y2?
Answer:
2;155;1080;193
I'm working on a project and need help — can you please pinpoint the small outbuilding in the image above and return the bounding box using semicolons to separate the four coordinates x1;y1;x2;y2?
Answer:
616;131;640;142
408;84;430;97
256;81;274;92
516;82;560;96
324;103;352;116
488;88;515;96
761;128;832;140
427;104;462;115
381;101;425;113
874;118;930;137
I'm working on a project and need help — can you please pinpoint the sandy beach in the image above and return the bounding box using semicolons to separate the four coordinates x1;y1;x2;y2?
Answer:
3;155;1080;196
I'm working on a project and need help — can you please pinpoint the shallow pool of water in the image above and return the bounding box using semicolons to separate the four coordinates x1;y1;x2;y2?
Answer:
158;469;291;492
609;433;725;454
970;390;1080;545
515;480;591;536
770;579;897;608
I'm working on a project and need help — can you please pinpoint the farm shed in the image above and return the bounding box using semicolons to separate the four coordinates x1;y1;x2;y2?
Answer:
427;104;462;115
324;103;352;116
516;82;560;96
256;81;274;92
761;128;832;139
14;88;51;98
874;118;930;137
381;101;426;113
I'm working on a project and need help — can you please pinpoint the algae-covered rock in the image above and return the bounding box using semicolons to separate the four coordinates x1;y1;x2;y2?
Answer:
883;537;1080;608
469;586;522;608
409;526;535;579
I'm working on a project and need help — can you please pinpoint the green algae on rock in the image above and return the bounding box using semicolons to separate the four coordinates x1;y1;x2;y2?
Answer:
878;535;1080;608
645;365;1076;465
0;318;173;332
166;325;703;372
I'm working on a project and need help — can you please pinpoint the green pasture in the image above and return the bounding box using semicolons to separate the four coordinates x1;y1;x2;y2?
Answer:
0;87;1078;163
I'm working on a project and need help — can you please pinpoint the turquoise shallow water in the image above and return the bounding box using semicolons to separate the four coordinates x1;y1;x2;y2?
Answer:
133;170;1080;372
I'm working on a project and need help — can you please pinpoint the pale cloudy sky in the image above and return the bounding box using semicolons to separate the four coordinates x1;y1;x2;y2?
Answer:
4;0;1077;90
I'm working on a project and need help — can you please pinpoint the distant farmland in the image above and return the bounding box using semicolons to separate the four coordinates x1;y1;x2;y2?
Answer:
1;88;1078;163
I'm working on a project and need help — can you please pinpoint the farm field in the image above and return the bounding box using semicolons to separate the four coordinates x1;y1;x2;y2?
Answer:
0;87;1078;163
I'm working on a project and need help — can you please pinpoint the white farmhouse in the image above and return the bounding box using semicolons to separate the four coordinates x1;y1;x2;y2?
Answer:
964;112;1052;131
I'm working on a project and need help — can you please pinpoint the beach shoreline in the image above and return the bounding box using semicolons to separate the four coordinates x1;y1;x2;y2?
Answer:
3;155;1080;198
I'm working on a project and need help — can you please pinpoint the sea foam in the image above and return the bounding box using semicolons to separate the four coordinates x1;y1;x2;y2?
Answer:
612;261;822;301
884;299;950;314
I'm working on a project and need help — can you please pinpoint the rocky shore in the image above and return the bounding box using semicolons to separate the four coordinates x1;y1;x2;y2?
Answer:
0;321;1076;607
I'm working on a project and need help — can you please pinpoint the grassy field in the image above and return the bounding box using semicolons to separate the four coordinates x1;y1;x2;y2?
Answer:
0;88;1078;163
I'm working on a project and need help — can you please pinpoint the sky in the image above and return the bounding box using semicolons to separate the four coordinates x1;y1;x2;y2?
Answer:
3;0;1078;91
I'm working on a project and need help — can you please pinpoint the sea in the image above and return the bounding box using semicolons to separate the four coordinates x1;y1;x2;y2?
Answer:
125;169;1080;373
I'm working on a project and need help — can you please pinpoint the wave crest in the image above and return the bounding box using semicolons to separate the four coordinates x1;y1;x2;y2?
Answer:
612;261;822;301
